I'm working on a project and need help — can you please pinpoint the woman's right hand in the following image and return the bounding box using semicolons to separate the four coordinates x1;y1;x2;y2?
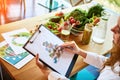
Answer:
59;41;81;55
60;41;87;58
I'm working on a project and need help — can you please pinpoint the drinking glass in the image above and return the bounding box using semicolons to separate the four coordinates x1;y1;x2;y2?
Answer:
60;24;72;41
61;30;70;41
81;23;93;45
92;18;107;44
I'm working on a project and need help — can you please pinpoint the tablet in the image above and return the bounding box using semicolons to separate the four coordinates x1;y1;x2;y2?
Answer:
23;24;78;77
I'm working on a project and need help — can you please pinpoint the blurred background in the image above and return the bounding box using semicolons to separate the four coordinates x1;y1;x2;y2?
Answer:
0;0;120;25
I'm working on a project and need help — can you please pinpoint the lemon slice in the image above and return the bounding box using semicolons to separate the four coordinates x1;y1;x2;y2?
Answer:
61;30;70;35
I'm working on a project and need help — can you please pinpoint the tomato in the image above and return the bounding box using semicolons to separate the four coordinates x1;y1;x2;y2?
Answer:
57;26;62;32
70;18;76;24
48;25;52;29
69;16;74;21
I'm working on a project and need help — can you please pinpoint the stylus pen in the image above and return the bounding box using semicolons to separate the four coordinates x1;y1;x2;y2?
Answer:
64;46;74;50
60;46;74;50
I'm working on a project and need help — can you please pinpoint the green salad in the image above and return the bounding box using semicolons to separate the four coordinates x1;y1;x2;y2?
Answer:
44;4;104;35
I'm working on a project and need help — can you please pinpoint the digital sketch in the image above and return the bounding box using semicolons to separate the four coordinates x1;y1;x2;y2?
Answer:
43;41;63;63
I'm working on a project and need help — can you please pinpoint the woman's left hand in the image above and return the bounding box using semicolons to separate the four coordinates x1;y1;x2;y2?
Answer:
35;54;51;78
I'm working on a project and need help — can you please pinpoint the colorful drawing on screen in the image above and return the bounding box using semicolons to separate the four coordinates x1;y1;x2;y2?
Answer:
10;32;31;46
43;41;63;63
0;43;29;65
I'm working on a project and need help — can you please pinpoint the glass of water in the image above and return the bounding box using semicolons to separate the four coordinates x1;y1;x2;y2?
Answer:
92;18;108;44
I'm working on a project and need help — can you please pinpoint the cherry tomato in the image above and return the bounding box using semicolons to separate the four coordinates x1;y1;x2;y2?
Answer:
70;18;76;24
57;26;62;32
48;25;52;29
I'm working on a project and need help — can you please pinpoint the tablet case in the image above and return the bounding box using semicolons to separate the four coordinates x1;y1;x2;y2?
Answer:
23;24;78;77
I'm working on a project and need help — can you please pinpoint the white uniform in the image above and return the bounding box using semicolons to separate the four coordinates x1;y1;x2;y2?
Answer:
48;52;120;80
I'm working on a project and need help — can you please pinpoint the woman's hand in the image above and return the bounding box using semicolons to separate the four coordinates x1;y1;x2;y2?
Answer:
35;54;51;78
59;41;87;58
59;41;81;54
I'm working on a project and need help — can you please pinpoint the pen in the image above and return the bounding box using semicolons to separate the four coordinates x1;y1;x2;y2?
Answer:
58;46;74;51
63;46;74;50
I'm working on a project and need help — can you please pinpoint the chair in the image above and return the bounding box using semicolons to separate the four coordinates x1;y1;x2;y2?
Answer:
38;0;64;12
0;0;26;24
0;0;6;10
0;0;26;11
20;0;26;12
70;0;92;6
70;65;100;80
0;63;3;80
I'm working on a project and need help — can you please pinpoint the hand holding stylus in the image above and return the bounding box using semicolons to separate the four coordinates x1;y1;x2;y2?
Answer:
58;41;81;55
59;41;87;58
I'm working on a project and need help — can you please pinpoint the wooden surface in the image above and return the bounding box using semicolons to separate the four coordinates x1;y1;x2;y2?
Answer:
0;2;115;80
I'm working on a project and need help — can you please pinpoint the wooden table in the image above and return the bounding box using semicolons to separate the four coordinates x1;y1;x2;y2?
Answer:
0;2;115;80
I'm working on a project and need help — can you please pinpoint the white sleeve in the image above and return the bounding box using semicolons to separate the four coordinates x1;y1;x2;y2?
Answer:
84;52;108;69
48;71;69;80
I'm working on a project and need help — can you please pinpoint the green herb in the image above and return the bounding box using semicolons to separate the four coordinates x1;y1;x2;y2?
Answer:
87;4;104;18
65;9;89;30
